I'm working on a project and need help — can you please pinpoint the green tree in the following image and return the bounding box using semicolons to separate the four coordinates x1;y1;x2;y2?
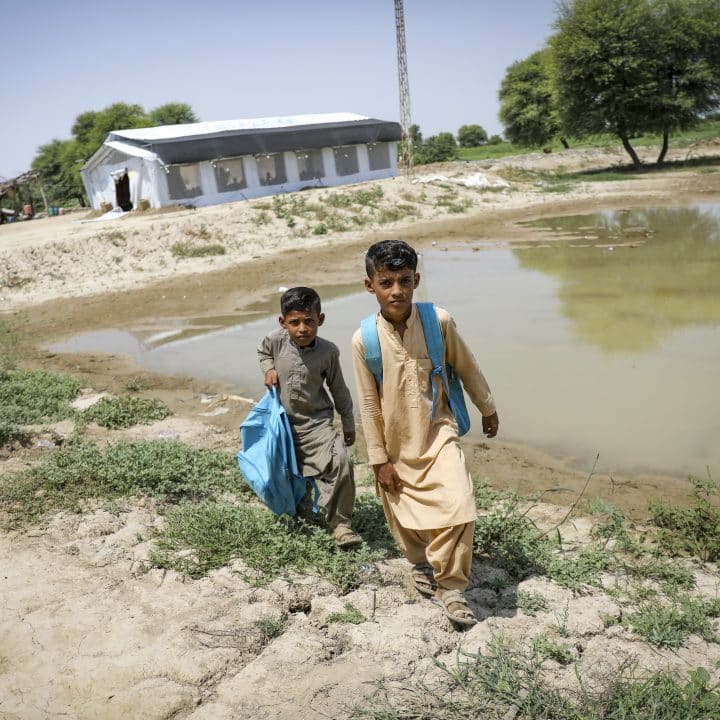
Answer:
499;48;565;148
32;139;87;206
70;111;100;146
644;0;720;162
31;100;199;206
457;124;488;147
149;102;198;126
415;132;458;164
552;0;720;167
409;124;423;145
84;102;151;152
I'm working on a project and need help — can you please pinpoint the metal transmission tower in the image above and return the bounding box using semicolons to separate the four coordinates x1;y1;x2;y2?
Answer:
394;0;413;174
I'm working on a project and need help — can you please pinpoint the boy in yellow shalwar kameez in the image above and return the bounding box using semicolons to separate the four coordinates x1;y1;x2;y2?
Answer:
352;240;499;627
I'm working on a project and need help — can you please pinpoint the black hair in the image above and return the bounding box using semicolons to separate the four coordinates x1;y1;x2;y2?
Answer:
365;239;418;278
280;286;322;316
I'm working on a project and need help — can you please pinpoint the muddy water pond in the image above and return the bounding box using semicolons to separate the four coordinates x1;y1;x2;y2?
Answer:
52;204;720;480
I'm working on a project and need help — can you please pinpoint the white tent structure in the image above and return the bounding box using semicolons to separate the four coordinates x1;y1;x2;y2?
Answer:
81;113;402;211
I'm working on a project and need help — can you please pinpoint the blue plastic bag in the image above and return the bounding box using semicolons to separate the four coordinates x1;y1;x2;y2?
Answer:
237;387;307;516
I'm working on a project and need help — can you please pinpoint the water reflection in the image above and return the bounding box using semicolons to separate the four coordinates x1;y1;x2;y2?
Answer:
517;205;720;352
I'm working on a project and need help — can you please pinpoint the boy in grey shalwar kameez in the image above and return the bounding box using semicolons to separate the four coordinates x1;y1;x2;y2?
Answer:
257;286;360;547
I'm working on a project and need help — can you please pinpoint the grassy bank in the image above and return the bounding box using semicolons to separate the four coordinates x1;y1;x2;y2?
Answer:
457;119;720;163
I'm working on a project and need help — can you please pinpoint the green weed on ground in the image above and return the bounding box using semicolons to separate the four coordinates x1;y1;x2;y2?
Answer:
623;594;720;649
170;241;226;258
351;493;397;554
0;369;80;424
473;479;504;509
618;556;697;594
0;440;245;526
351;636;720;720
124;376;152;393
183;223;211;240
0;423;32;447
254;614;287;640
327;603;367;625
649;476;720;562
325;185;384;209
474;495;612;590
0;316;24;372
531;635;575;665
82;396;171;429
151;499;385;592
473;499;551;579
515;590;549;616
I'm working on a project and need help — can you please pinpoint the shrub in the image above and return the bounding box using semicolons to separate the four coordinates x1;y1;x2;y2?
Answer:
0;440;244;524
255;614;286;639
623;594;720;648
82;396;171;429
0;422;32;447
474;500;551;578
0;369;80;424
649;477;720;562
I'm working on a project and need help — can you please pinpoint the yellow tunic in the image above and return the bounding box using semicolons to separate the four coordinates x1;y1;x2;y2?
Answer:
351;304;496;531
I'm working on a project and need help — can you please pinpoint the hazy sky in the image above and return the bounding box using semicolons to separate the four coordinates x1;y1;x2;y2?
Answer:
0;0;558;178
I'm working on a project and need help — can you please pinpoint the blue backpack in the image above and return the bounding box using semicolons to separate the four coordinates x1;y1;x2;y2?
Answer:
360;302;471;436
237;386;316;516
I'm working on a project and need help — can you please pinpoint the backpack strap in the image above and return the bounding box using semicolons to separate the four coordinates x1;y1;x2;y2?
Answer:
416;302;449;420
360;313;383;387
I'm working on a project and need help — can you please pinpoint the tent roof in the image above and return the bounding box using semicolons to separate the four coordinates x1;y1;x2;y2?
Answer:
98;112;401;165
110;112;373;142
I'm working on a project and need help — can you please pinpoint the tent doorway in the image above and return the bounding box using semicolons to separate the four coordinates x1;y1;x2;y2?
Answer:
114;172;133;211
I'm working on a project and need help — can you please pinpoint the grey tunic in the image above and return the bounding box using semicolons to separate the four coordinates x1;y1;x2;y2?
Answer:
258;329;355;478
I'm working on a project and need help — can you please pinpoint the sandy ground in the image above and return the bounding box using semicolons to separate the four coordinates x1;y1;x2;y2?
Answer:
2;144;720;719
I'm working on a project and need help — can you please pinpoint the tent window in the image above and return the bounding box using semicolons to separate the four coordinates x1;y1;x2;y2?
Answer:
214;158;247;192
333;145;359;176
167;164;202;199
256;153;287;186
367;142;391;171
296;149;325;181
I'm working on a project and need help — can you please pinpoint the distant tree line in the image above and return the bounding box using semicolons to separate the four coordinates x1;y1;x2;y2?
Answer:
406;124;503;166
499;0;720;166
30;102;197;207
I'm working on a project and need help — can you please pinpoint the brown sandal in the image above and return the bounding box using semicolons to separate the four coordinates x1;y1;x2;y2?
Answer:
432;589;477;627
333;525;362;548
411;563;437;597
